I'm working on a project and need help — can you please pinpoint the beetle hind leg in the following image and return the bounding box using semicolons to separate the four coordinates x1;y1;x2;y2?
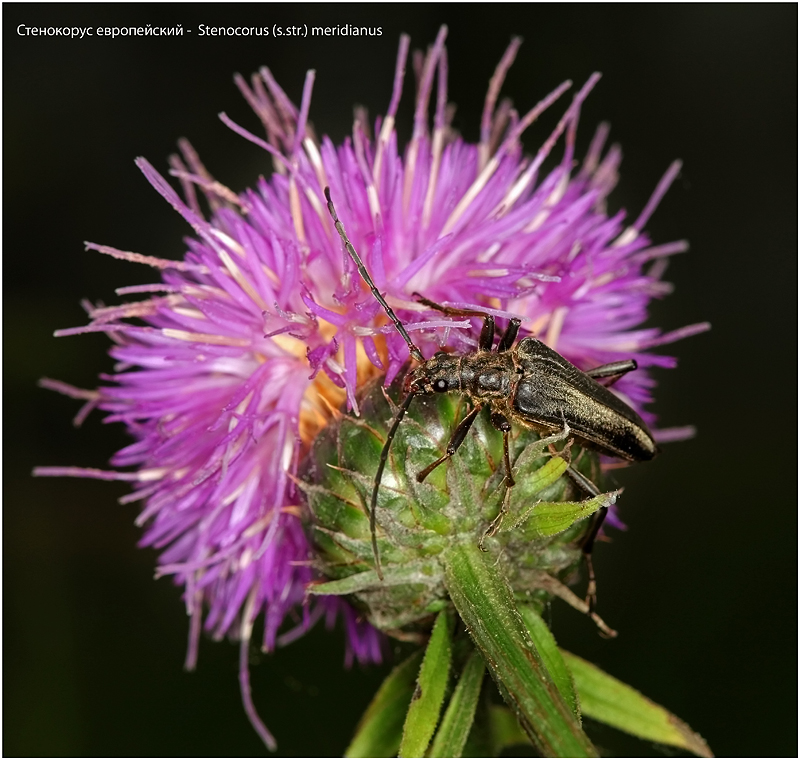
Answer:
565;465;608;615
585;359;637;387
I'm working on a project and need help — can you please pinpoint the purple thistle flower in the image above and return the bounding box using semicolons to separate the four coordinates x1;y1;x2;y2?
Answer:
35;25;709;749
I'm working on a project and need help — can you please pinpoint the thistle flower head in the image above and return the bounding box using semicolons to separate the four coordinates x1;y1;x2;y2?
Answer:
35;26;708;750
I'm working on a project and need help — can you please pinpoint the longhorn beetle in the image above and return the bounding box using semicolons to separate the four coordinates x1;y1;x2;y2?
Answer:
324;188;658;610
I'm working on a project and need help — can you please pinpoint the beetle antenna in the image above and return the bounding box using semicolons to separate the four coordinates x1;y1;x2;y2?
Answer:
325;187;425;364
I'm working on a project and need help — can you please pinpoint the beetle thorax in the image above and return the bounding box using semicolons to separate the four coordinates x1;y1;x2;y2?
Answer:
406;350;516;402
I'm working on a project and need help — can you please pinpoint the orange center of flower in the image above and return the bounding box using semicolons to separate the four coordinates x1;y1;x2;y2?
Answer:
269;321;388;448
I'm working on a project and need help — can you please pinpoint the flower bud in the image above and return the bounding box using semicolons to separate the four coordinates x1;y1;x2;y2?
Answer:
300;371;611;634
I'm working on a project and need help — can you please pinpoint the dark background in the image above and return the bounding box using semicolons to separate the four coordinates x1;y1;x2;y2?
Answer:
5;3;796;757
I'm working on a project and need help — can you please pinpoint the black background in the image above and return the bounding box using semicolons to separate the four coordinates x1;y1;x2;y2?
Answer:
5;4;797;757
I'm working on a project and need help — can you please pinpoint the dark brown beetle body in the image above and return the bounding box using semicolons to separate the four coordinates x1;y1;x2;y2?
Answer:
406;337;658;463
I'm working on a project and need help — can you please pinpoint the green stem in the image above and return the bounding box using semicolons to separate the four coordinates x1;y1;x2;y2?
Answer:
443;541;597;757
519;606;580;719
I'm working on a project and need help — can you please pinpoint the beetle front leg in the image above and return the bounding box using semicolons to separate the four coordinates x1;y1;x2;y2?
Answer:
412;293;496;350
496;318;521;352
416;404;483;483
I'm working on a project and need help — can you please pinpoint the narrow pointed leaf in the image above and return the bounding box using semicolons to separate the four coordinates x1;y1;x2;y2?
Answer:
443;541;597;757
514;492;618;540
345;650;424;758
399;610;453;758
307;561;439;596
519;606;579;718
561;650;713;757
429;649;485;758
510;452;568;494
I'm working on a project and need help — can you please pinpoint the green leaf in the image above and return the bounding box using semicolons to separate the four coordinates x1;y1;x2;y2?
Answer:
443;541;597;757
519;606;579;719
513;492;618;540
560;650;713;757
345;650;424;758
307;561;440;596
429;649;485;758
399;610;453;758
512;452;568;491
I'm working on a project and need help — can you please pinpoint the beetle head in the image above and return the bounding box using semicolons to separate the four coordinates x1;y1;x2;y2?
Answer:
404;351;461;395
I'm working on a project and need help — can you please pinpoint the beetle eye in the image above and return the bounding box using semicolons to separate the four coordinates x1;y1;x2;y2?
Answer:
433;378;448;392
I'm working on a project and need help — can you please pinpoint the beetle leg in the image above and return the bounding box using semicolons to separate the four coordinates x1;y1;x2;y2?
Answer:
535;572;617;638
478;315;495;352
412;292;495;350
565;466;607;614
586;359;637;387
416;404;483;483
490;411;515;487
496;318;521;352
412;292;486;317
479;411;518;548
479;479;512;551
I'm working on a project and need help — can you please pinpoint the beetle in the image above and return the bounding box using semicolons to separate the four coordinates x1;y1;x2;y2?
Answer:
324;188;658;609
